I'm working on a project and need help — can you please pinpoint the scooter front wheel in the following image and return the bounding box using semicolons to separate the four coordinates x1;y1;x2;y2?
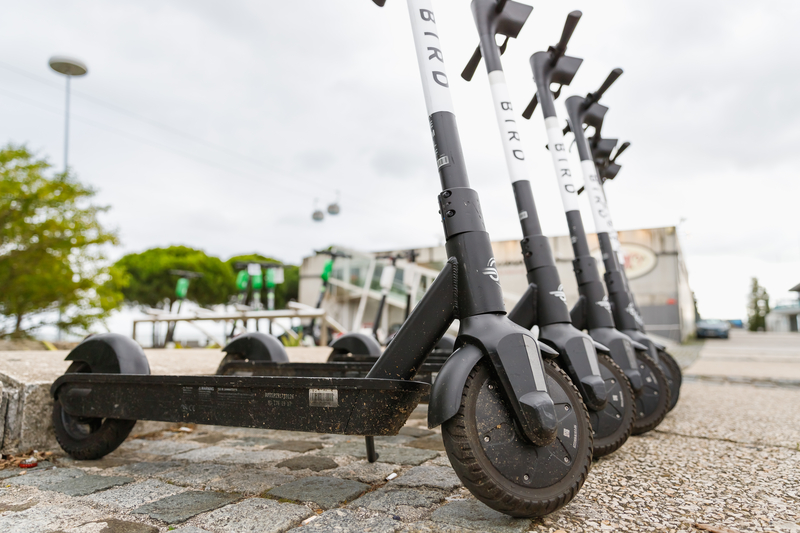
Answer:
631;353;670;435
442;359;592;518
658;349;682;411
590;354;635;457
52;362;137;460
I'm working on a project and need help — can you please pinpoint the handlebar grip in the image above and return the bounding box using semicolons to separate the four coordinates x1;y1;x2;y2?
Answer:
593;68;623;101
461;45;482;82
555;11;582;55
612;141;631;161
522;93;538;119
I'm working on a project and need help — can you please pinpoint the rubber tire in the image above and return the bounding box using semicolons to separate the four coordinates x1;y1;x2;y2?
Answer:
631;353;671;435
442;359;592;518
52;362;137;460
658;350;682;412
590;354;635;458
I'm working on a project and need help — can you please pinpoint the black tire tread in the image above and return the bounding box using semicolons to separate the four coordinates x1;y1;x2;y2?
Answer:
592;354;635;458
52;401;136;460
658;349;682;411
631;352;671;435
442;359;592;518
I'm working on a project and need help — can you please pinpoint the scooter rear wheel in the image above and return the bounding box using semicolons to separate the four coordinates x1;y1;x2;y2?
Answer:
442;359;592;518
52;362;137;460
631;353;671;435
590;354;635;457
658;350;682;411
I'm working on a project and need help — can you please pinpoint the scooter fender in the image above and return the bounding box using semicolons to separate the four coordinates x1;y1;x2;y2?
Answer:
329;332;382;359
223;332;289;362
66;333;150;375
430;315;559;447
428;343;484;430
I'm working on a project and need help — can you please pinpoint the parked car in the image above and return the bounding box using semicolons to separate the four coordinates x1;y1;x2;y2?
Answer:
696;319;731;339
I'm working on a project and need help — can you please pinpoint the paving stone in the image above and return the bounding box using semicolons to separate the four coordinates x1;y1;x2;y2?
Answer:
318;441;369;457
0;468;23;479
193;496;312;532
404;435;445;451
205;469;295;494
390;466;461;491
430;500;531;533
84;479;186;509
5;467;85;489
223;436;278;447
0;503;107;533
350;487;446;521
266;440;323;453
375;435;416;445
301;508;403;533
156;463;234;487
0;500;38;512
85;518;159;532
132;491;241;524
109;461;183;478
126;439;203;456
398;520;475;533
276;456;338;472
191;434;228;445
0;461;56;480
171;528;211;533
0;458;55;479
376;447;439;466
329;461;399;484
426;454;451;467
268;476;369;509
172;446;293;464
398;427;435;438
46;474;134;496
70;457;132;470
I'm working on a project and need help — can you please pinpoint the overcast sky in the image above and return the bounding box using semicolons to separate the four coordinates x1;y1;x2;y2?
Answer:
2;0;799;321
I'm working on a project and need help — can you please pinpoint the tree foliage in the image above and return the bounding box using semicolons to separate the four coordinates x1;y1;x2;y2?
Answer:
114;246;235;309
747;277;770;332
227;254;299;310
0;144;122;337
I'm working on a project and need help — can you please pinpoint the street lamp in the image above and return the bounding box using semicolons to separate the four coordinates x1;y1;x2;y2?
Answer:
48;56;88;172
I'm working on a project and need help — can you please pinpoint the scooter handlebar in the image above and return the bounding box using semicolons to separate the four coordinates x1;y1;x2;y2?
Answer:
612;141;631;162
461;46;483;82
552;11;582;61
590;68;623;103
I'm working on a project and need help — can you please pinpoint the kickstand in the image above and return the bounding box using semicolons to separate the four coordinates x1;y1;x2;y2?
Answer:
365;436;379;463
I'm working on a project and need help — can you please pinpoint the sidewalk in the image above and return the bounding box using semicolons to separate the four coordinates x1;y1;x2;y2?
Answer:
0;332;798;532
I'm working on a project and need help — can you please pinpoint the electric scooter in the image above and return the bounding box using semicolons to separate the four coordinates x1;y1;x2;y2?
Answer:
581;130;683;411
520;11;670;434
459;0;634;457
50;0;592;516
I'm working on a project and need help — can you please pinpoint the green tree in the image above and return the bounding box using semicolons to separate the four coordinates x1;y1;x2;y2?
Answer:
227;254;299;310
747;277;770;332
0;144;122;337
114;246;235;309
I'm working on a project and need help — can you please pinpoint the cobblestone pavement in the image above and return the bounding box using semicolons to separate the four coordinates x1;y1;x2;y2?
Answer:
0;333;798;532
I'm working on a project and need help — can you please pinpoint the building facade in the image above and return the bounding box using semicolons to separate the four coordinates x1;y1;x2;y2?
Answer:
299;226;695;343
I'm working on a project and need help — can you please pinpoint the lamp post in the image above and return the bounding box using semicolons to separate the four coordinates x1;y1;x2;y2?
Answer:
48;56;87;172
48;56;87;341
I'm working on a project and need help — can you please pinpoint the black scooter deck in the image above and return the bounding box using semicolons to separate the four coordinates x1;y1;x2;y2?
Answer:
217;360;445;379
52;374;428;436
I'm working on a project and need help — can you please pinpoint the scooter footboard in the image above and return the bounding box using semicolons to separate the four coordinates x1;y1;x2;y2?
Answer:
51;374;428;436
